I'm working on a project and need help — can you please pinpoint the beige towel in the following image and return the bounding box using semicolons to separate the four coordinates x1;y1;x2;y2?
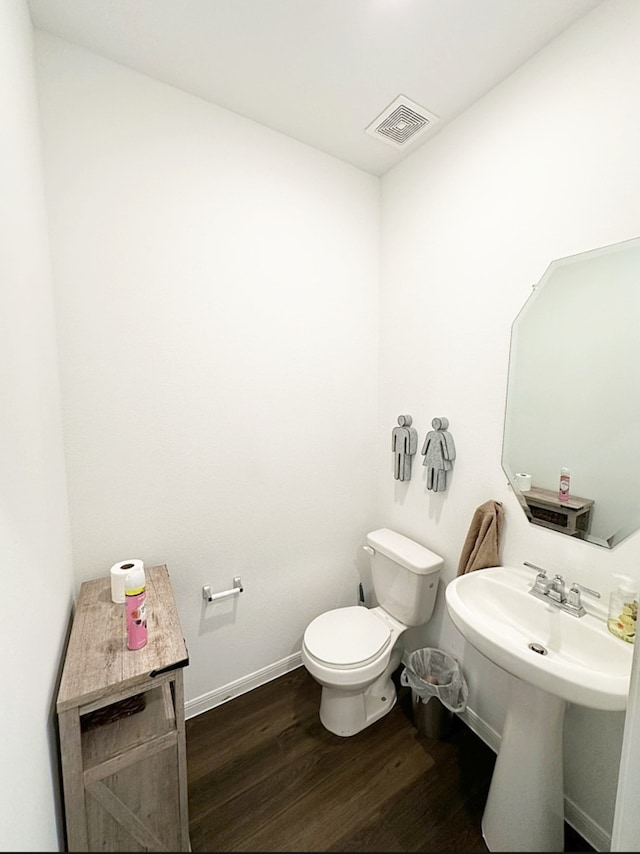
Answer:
457;499;504;576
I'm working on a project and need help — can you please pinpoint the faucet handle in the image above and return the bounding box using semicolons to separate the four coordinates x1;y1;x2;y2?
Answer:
523;562;553;594
523;561;549;578
565;581;600;616
570;581;601;599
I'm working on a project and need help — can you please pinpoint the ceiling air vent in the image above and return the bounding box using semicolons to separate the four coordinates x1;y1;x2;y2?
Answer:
365;94;439;150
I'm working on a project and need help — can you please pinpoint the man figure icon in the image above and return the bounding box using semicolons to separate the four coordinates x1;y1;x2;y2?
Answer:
392;414;418;481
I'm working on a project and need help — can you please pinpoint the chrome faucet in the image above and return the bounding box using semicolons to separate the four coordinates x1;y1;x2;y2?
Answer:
523;562;600;617
547;574;566;603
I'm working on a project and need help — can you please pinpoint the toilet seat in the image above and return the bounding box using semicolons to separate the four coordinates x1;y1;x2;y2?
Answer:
303;606;391;669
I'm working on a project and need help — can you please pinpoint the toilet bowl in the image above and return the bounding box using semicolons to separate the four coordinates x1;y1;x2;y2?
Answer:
302;604;407;736
302;528;443;737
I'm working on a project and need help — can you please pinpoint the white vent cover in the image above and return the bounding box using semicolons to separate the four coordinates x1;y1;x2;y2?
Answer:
365;94;439;150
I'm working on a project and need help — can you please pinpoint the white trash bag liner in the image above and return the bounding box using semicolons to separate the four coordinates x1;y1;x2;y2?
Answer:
400;647;468;714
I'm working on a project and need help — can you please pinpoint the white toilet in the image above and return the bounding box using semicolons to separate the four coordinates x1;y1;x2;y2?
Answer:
301;527;443;737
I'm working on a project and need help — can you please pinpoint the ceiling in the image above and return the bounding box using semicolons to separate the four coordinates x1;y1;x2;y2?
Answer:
27;0;602;176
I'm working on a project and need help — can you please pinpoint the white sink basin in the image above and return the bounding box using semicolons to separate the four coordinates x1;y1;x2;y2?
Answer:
445;564;632;710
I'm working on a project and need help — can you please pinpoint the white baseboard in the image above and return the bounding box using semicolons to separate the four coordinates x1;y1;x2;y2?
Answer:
184;651;303;720
457;704;502;754
564;797;610;853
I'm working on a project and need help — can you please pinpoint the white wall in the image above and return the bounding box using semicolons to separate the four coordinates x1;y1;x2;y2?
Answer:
0;1;73;850
378;0;640;847
34;33;380;708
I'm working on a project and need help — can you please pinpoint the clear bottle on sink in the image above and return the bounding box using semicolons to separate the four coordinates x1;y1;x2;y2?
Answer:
607;574;638;643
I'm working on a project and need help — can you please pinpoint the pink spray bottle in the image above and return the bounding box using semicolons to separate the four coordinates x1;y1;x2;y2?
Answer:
125;563;148;650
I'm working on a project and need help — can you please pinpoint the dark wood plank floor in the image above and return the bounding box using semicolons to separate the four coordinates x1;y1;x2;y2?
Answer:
186;666;594;852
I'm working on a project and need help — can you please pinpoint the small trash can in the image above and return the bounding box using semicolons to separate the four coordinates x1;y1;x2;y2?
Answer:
400;647;468;740
411;693;454;739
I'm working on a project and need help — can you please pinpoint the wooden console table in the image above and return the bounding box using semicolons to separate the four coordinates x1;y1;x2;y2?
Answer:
57;564;190;851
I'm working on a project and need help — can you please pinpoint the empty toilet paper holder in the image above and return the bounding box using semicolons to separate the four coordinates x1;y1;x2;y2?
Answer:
202;576;244;603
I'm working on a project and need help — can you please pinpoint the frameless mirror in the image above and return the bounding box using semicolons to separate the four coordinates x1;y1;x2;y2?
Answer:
502;235;640;548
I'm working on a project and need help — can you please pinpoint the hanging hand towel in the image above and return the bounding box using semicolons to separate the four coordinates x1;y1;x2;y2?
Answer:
456;499;505;576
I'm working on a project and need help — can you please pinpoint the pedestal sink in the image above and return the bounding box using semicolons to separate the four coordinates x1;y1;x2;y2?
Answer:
445;565;632;852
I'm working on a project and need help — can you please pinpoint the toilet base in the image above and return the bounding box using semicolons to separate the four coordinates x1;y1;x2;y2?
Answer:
319;673;397;737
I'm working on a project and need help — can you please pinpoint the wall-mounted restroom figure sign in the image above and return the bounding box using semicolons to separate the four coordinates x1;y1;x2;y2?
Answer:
392;415;418;481
421;417;456;492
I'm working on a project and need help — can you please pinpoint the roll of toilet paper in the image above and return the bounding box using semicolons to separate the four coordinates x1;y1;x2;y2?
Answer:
110;559;144;604
515;472;532;492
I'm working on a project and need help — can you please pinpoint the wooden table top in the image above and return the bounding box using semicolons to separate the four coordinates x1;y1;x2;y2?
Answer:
57;564;188;713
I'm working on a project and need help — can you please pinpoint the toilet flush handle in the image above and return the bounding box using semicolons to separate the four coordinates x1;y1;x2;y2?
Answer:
362;545;375;556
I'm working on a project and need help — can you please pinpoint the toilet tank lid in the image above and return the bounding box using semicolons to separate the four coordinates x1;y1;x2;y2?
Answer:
366;528;443;575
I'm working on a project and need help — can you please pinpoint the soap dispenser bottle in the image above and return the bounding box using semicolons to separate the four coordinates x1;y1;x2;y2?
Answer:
607;574;638;643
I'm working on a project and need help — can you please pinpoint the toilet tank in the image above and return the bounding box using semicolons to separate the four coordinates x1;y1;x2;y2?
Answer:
366;528;443;626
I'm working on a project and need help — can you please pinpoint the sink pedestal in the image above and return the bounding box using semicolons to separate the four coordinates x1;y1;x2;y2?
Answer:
482;677;567;852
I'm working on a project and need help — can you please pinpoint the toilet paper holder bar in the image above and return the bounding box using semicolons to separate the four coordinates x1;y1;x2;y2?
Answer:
202;576;244;603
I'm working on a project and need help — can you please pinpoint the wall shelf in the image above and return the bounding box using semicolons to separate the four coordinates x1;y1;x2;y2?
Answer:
523;486;594;538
